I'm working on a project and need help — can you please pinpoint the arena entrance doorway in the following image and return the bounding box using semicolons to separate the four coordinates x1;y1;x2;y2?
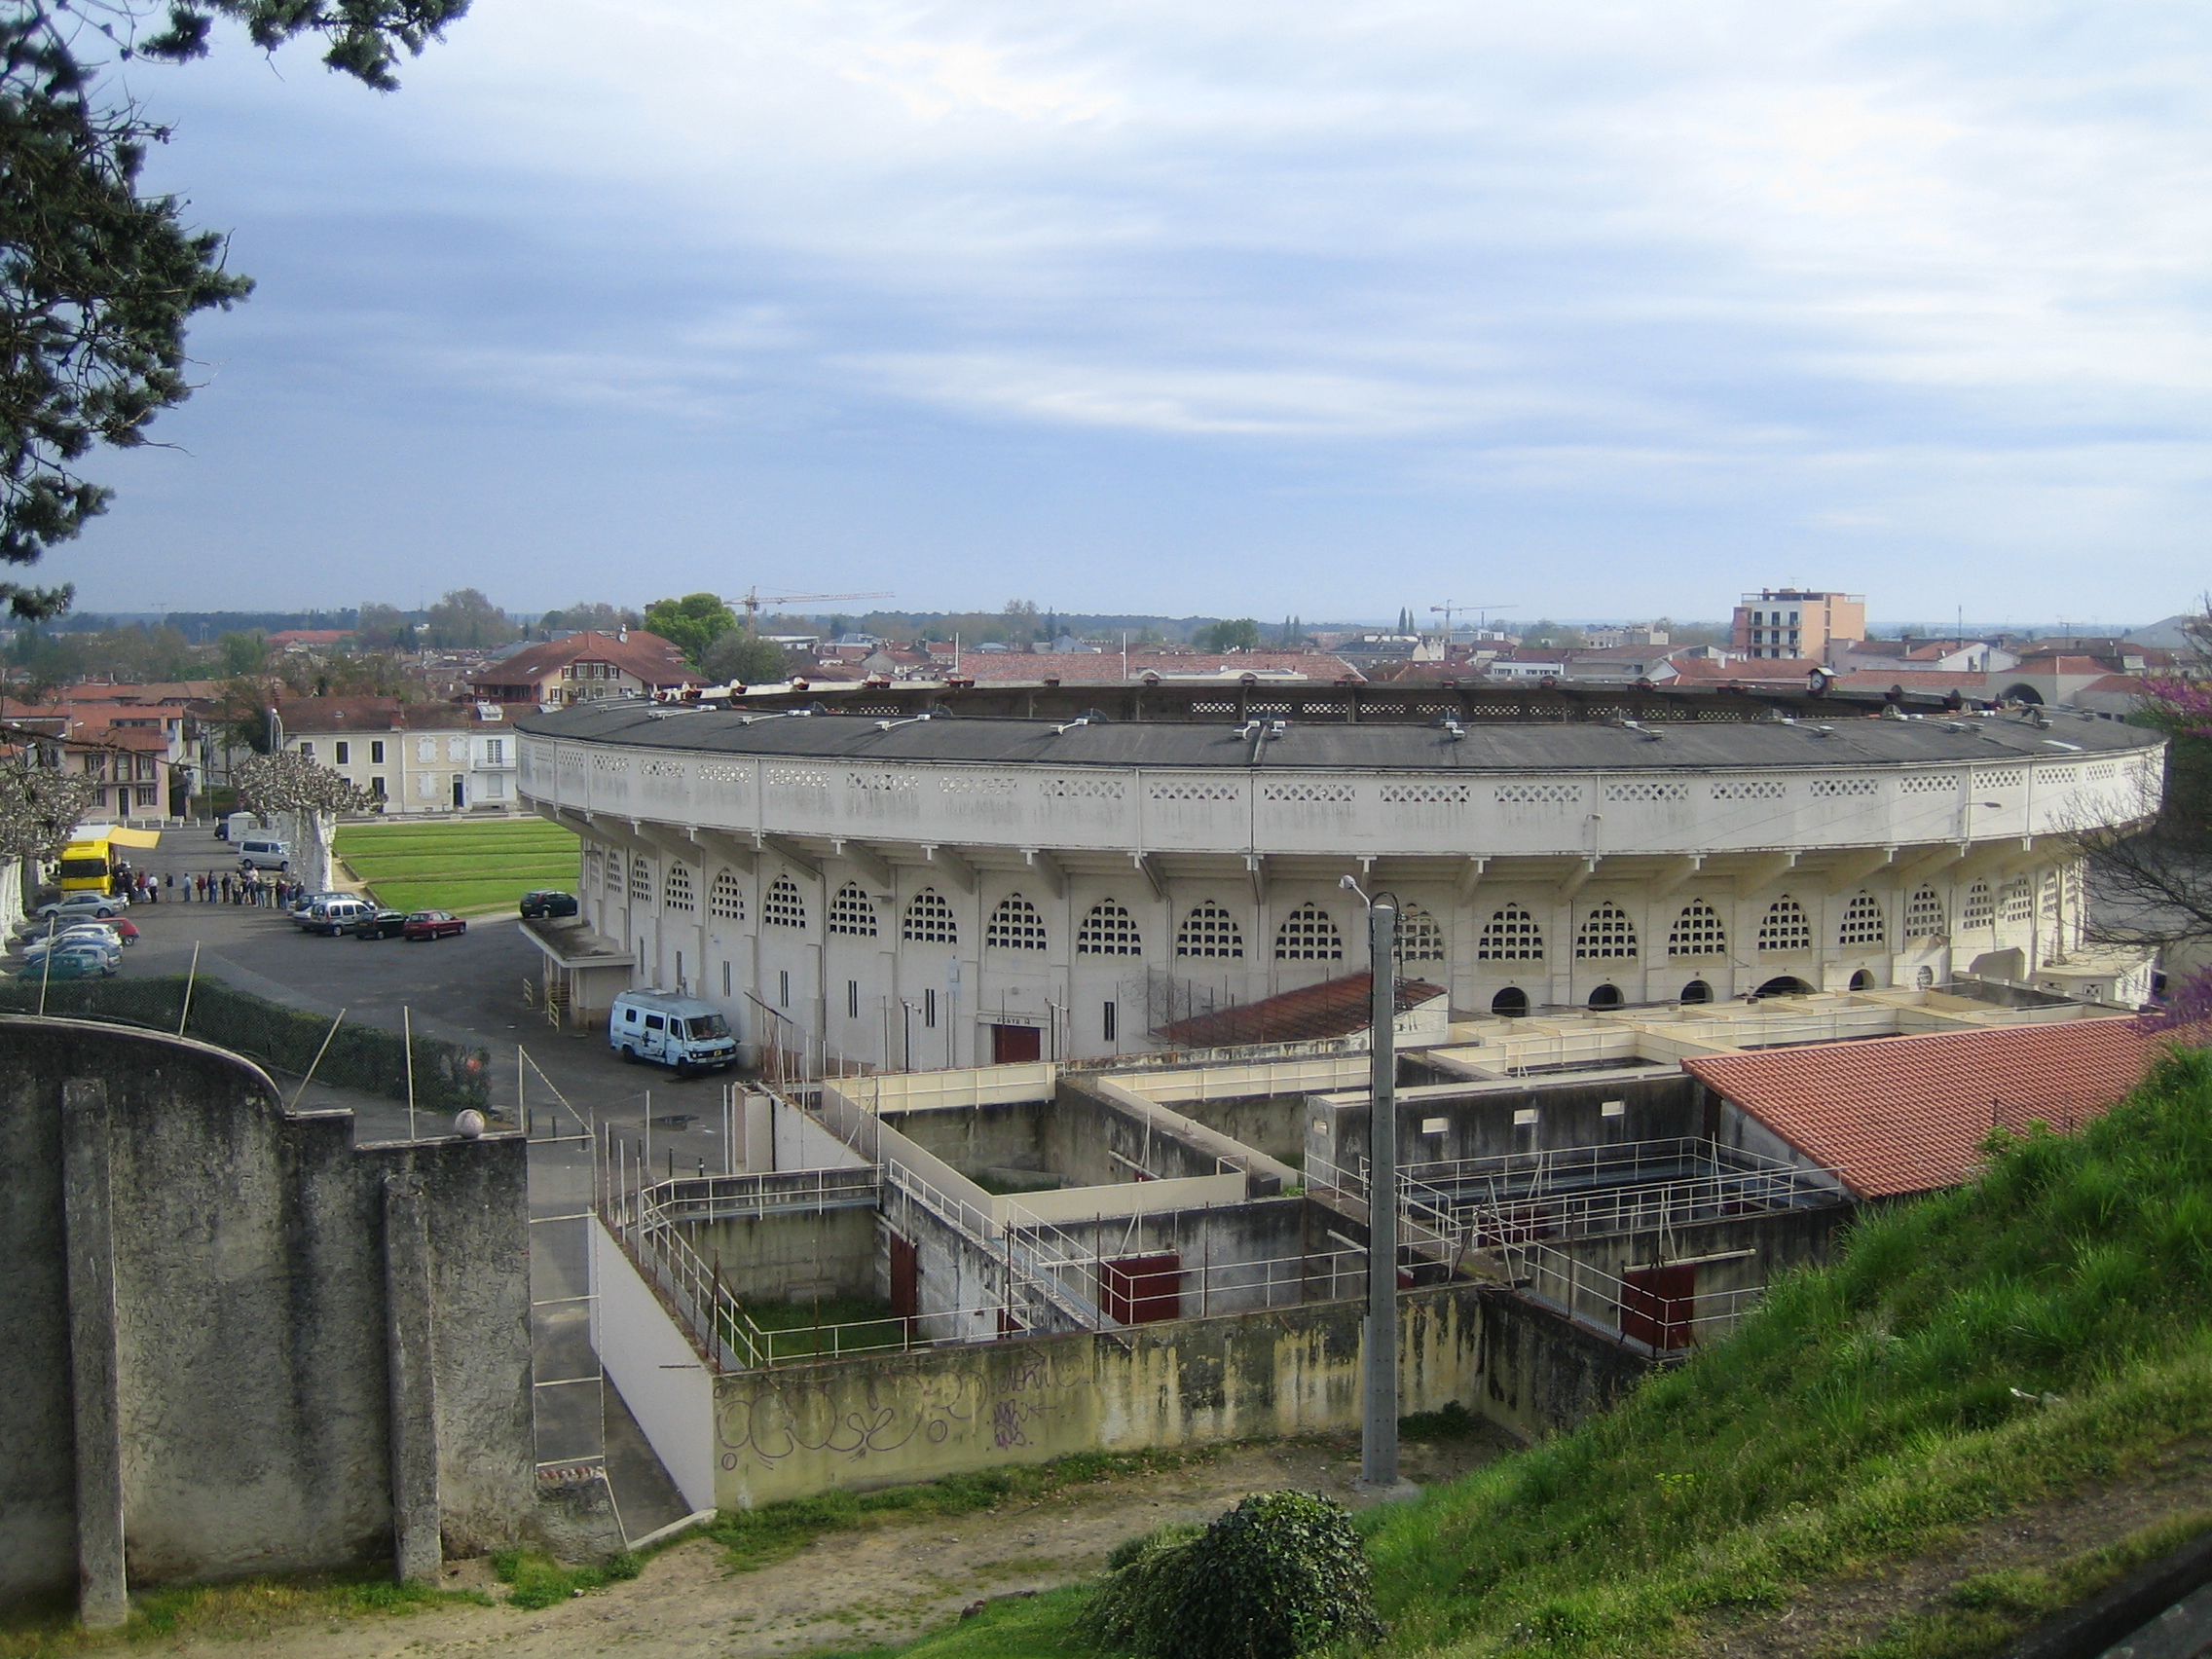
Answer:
991;1023;1044;1063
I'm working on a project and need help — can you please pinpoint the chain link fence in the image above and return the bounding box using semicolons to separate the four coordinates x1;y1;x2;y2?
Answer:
0;976;492;1111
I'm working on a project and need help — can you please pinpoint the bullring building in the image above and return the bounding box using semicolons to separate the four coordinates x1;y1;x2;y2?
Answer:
515;682;2164;1070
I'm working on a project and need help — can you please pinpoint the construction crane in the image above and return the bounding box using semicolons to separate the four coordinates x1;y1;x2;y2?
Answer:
728;587;896;637
1430;602;1515;641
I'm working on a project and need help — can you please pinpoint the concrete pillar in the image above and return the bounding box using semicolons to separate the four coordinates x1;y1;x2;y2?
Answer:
62;1079;128;1629
383;1173;442;1583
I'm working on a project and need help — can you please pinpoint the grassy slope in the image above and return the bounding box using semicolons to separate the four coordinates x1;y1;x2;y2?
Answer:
882;1044;2212;1659
334;821;579;914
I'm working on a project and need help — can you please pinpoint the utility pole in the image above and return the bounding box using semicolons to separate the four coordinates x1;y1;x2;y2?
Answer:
1328;876;1418;1499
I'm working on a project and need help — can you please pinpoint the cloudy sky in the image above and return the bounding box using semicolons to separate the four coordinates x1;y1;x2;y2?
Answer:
63;0;2212;625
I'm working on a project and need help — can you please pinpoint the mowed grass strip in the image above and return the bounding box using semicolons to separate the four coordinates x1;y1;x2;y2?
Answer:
335;820;578;915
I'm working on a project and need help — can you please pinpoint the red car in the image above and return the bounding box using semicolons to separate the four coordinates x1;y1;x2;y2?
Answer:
402;910;467;941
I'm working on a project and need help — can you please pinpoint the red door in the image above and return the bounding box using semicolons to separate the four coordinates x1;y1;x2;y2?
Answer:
1620;1263;1695;1352
889;1234;918;1331
1102;1254;1183;1324
991;1024;1043;1063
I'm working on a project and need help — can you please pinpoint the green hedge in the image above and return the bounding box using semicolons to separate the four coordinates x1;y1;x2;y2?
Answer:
0;976;491;1111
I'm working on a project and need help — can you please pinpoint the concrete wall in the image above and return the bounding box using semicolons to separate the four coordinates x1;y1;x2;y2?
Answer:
678;1207;881;1305
0;1014;535;1614
588;1222;716;1515
709;1284;1489;1509
1475;1291;1653;1444
1309;1068;1703;1175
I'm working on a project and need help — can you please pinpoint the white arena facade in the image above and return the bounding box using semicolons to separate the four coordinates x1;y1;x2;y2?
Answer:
515;684;2166;1070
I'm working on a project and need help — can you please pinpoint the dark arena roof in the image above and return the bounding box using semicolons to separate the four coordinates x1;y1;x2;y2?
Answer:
518;687;2160;774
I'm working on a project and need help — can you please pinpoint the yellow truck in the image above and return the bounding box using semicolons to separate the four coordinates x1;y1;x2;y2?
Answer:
56;825;163;897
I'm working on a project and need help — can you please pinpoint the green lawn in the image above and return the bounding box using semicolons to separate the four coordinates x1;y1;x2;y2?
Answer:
335;819;579;915
881;1043;2212;1659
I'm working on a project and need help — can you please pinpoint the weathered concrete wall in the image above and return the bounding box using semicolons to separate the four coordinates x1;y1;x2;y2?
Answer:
879;1101;1051;1180
710;1284;1488;1509
679;1207;880;1305
0;1014;535;1611
1474;1289;1653;1443
1312;1068;1702;1173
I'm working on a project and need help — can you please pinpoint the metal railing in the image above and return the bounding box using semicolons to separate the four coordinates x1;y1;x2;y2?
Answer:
652;1166;882;1224
1497;1237;1772;1355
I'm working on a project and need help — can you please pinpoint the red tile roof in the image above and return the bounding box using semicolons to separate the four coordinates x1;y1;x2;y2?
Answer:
1154;971;1445;1049
1833;670;1991;690
1683;1018;2173;1198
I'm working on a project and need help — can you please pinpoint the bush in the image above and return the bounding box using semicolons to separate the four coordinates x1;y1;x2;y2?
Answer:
1092;1493;1382;1659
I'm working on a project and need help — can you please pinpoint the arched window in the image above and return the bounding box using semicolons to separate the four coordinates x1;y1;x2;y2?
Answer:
2001;877;2033;924
1960;880;1994;931
1478;904;1544;961
1850;969;1874;990
604;848;623;893
1274;903;1343;961
1175;902;1244;959
1588;982;1623;1009
1394;903;1446;965
763;875;807;930
828;882;877;937
1756;976;1813;998
1756;897;1810;953
1668;900;1726;959
664;866;696;913
710;870;746;922
629;855;652;903
903;888;957;944
1491;986;1530;1017
1905;886;1944;937
1077;901;1143;956
1679;979;1712;1005
986;893;1047;951
1838;891;1886;948
1575;903;1639;960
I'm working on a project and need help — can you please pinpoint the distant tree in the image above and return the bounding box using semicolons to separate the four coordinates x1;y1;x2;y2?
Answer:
540;600;639;636
354;602;417;651
702;632;789;686
1198;618;1261;653
0;2;468;622
218;630;266;676
642;592;739;666
421;588;517;650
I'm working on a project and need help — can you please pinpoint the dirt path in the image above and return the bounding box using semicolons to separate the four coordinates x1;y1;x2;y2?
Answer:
1697;1439;2212;1658
147;1433;1507;1659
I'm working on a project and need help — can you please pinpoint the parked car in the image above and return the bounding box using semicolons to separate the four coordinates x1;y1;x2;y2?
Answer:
35;892;128;921
608;989;739;1074
36;923;127;954
350;908;411;940
18;945;117;979
26;935;121;971
402;910;466;941
519;889;579;919
236;836;291;871
286;891;349;923
297;898;375;936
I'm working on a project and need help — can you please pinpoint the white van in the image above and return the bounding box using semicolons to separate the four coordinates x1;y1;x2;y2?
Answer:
236;837;291;871
297;898;373;936
609;990;739;1074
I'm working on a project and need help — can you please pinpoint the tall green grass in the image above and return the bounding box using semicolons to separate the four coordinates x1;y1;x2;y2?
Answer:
888;1044;2212;1659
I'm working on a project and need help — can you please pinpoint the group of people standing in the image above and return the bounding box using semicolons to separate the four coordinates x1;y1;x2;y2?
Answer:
112;867;308;907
